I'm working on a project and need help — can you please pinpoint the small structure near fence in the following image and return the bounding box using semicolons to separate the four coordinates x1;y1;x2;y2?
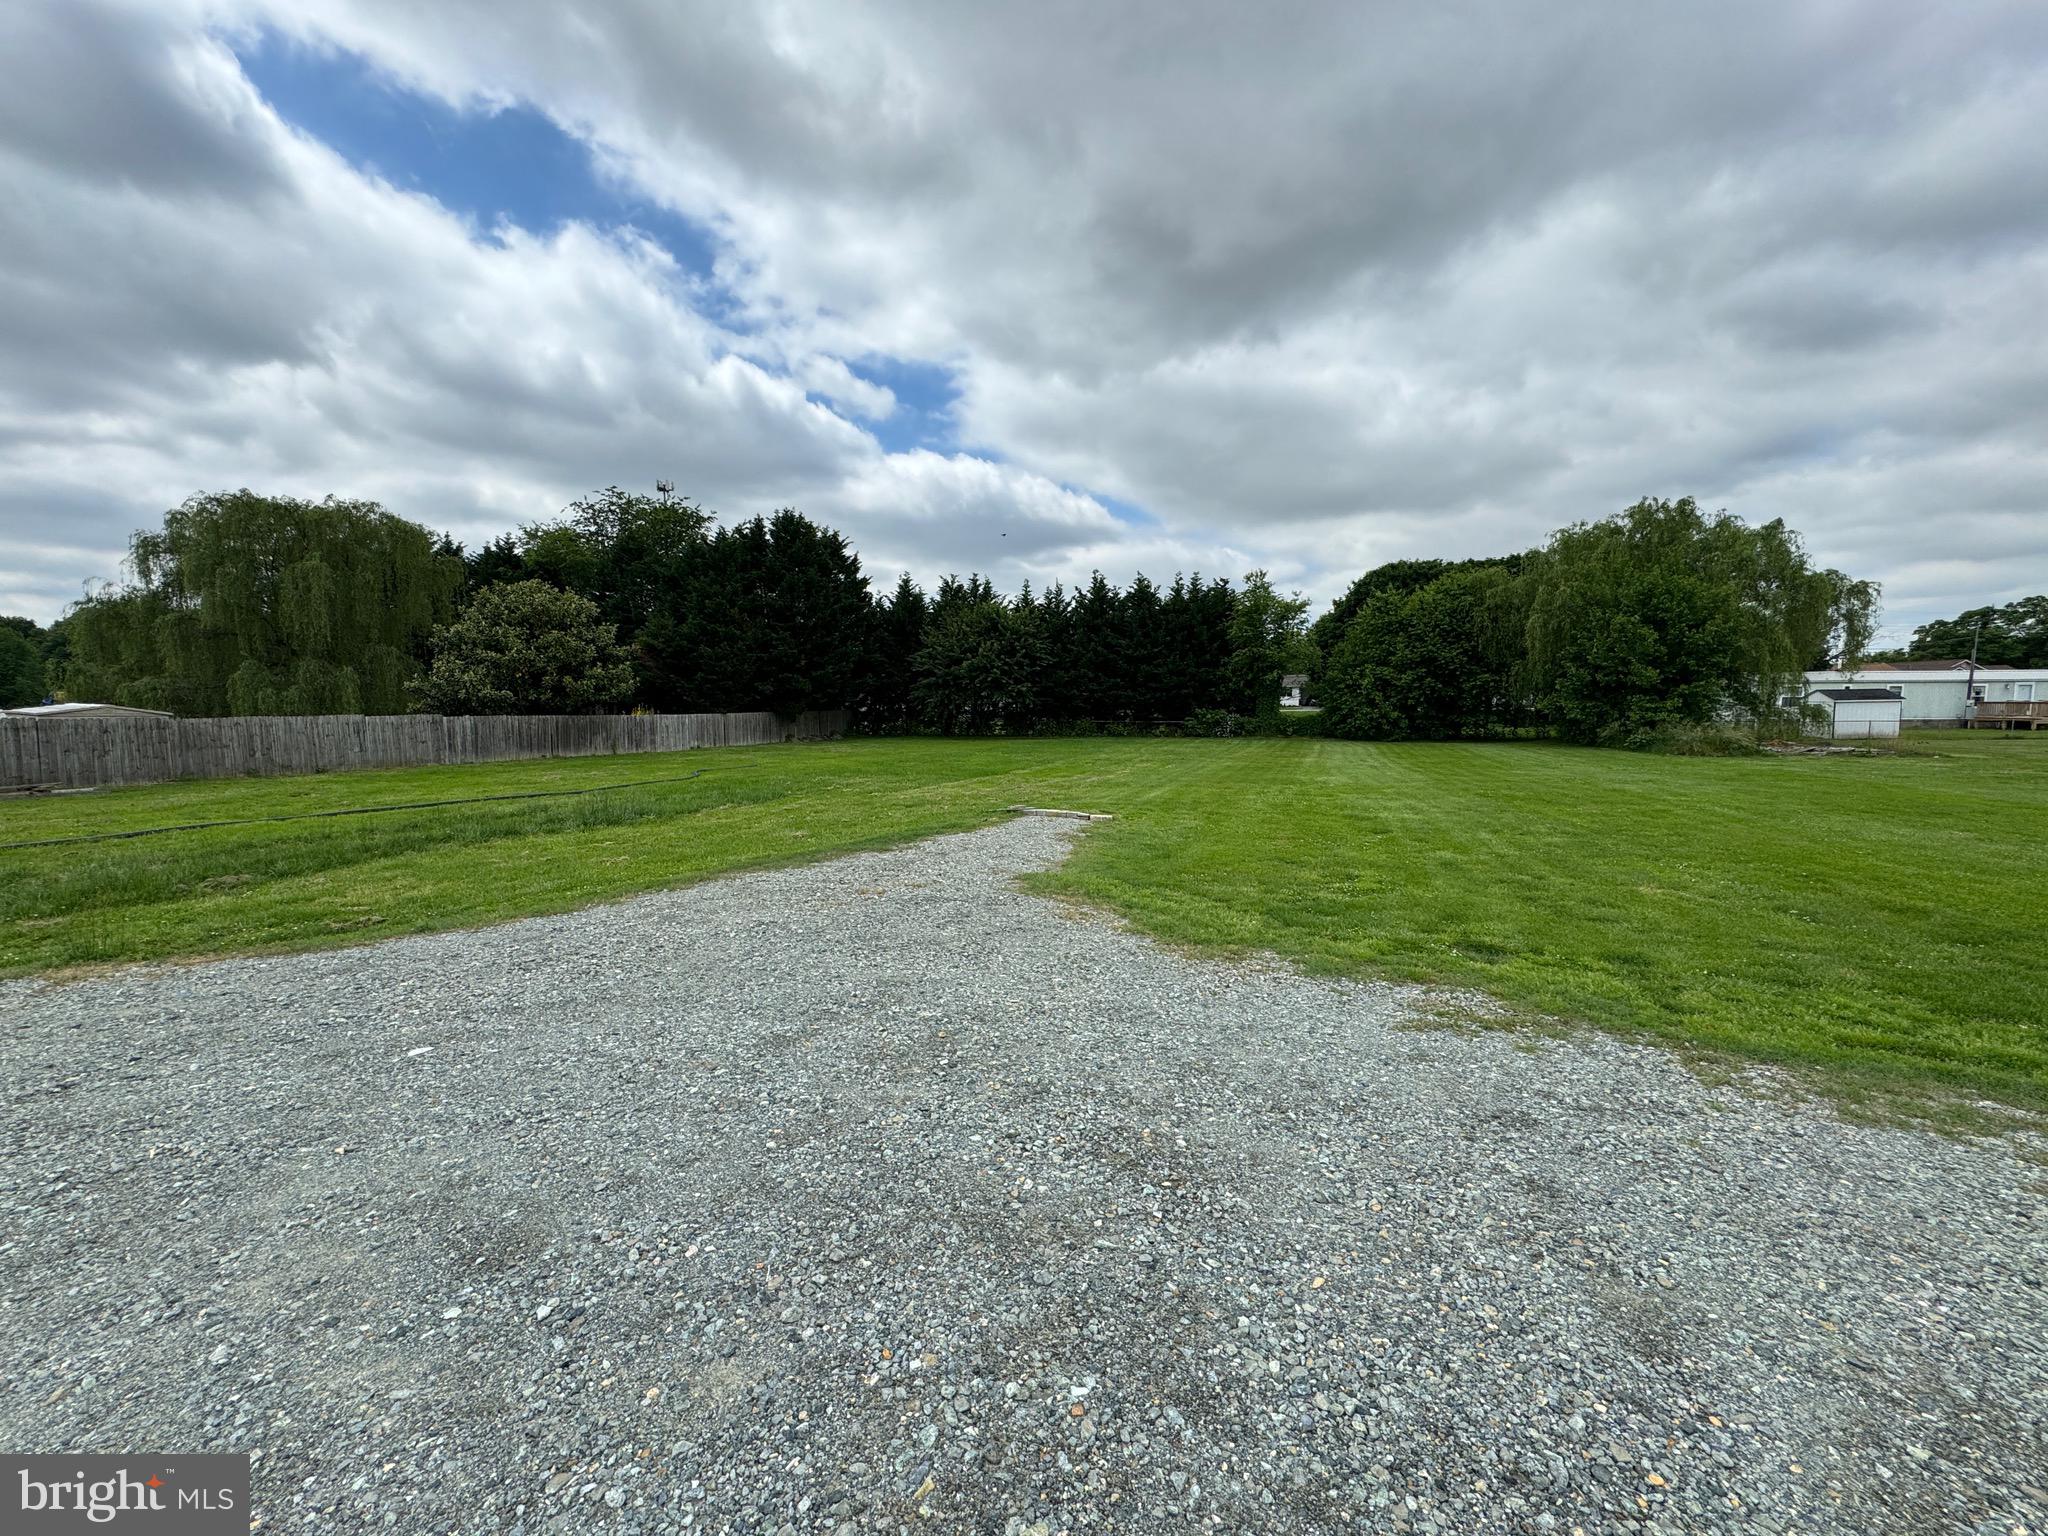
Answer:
2;701;174;721
0;709;848;790
1809;686;1903;740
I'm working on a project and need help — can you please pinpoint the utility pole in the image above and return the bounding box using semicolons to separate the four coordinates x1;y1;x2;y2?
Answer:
1963;618;1982;727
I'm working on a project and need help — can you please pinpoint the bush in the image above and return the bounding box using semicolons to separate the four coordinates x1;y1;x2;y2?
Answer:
413;580;634;715
1185;707;1252;737
1270;711;1329;737
1618;720;1764;756
1179;708;1326;739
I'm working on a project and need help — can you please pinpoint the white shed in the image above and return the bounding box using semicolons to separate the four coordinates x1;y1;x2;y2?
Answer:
1811;686;1902;739
0;702;173;720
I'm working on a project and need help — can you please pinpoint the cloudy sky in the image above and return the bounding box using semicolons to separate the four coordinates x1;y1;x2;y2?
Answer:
3;1;2045;639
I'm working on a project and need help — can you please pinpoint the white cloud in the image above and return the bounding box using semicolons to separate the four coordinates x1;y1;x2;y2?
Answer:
0;0;1125;619
2;0;2045;637
793;357;897;424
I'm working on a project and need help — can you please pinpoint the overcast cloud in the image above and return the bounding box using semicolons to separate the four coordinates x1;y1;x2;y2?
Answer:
2;0;2044;637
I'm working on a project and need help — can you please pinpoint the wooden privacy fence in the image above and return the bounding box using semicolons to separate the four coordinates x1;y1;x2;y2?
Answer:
0;709;849;790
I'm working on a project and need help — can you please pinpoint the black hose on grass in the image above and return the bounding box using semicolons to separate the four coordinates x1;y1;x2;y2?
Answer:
0;768;726;852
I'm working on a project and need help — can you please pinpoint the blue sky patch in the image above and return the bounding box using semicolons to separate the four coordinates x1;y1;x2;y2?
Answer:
234;32;726;295
232;32;1002;466
1091;493;1155;528
840;357;958;454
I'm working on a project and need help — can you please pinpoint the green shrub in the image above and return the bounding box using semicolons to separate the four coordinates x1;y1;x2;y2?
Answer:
414;580;634;715
1269;711;1329;737
1618;719;1763;756
1184;707;1252;737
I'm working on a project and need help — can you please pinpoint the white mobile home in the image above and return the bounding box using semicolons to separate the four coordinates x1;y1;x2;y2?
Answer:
1801;664;2048;729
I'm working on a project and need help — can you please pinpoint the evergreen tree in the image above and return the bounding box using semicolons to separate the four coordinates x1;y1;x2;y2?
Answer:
757;509;872;714
1118;573;1173;719
1072;572;1122;720
865;573;929;731
1033;581;1079;723
927;574;995;629
641;517;773;711
912;599;1041;734
1158;577;1197;718
464;533;527;592
1174;576;1238;716
640;510;871;714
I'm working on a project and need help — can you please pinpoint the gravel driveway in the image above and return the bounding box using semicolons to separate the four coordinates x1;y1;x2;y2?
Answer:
2;817;2042;1536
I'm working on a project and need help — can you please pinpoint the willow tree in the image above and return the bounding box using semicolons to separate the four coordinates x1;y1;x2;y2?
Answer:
1520;497;1878;743
64;491;463;715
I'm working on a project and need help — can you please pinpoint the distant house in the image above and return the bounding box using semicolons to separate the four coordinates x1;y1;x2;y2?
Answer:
1278;674;1308;709
1802;665;2048;729
1;702;173;720
1808;686;1902;740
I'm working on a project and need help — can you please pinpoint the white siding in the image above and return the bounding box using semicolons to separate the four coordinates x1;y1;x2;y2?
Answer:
1827;699;1901;738
1803;668;2048;726
1891;679;1969;723
1976;677;2037;702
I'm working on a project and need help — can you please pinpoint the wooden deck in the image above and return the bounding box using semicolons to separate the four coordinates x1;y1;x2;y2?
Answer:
1967;700;2048;729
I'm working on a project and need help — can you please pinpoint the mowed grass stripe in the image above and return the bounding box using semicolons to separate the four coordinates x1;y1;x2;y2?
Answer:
5;734;2045;1113
1023;737;2048;1111
1;742;1149;972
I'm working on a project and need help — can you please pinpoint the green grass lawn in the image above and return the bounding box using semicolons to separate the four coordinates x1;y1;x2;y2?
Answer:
5;732;2045;1116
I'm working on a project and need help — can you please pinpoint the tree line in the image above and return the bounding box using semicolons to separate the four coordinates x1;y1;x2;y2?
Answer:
17;486;1891;747
1314;502;1879;745
0;616;66;710
1865;594;2047;669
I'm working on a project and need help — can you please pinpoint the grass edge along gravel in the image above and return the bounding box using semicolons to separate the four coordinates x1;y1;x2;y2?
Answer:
4;733;2045;1123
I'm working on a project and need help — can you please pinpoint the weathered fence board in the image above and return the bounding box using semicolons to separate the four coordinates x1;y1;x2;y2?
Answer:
0;710;847;789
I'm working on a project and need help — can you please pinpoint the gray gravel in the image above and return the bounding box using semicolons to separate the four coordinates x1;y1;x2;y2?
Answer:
2;816;2043;1536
